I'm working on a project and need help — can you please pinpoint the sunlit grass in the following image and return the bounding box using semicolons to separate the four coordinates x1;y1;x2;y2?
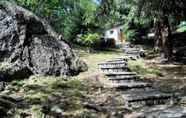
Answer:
75;48;124;75
128;59;161;77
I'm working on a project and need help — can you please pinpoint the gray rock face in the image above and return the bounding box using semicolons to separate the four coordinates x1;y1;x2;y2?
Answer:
0;2;87;80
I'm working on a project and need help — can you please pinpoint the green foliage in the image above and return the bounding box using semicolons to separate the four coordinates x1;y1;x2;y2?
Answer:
177;21;186;32
77;33;101;47
8;0;186;45
177;26;186;33
11;0;98;42
125;30;137;42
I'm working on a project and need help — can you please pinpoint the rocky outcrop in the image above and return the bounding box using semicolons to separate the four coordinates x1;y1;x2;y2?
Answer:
0;1;87;81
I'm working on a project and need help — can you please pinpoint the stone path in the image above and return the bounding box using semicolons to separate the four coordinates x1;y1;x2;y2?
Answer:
98;46;178;110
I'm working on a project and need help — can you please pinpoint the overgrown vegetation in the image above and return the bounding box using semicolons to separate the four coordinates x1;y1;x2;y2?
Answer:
77;33;101;47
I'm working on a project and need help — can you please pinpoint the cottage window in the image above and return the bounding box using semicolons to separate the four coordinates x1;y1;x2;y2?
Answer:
110;30;114;34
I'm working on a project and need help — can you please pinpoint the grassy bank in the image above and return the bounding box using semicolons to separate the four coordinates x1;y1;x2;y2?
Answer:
128;59;161;78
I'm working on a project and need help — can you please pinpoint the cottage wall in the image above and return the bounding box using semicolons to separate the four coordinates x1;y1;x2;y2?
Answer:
104;28;120;46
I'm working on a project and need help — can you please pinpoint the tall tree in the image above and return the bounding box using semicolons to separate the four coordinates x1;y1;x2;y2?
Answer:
137;0;186;59
12;0;98;41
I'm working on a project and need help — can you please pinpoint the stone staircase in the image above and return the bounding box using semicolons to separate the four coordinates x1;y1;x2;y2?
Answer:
98;50;177;109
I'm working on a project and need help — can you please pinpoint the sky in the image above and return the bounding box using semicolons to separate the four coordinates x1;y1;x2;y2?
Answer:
93;0;100;4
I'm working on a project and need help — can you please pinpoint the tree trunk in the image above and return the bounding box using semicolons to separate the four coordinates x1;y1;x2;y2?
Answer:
154;20;162;53
161;16;173;60
154;17;173;60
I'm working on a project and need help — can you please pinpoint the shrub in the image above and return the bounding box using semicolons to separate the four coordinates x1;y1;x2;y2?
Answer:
177;21;186;32
125;30;137;42
177;26;186;32
77;33;101;47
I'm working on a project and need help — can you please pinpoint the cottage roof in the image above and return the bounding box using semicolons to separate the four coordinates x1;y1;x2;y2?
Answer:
104;24;124;31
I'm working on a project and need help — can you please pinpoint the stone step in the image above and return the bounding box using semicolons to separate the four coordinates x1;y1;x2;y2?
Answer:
138;106;186;118
99;66;129;69
122;55;139;60
109;81;152;89
110;57;128;61
106;59;126;62
110;79;144;85
98;62;127;69
125;49;140;52
122;89;174;108
101;68;130;73
99;66;130;73
125;49;140;53
126;52;140;56
98;61;127;65
105;72;137;76
98;63;127;68
105;73;138;80
107;74;139;80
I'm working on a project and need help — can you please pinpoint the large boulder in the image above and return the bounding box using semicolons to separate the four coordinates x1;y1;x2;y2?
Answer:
0;2;87;81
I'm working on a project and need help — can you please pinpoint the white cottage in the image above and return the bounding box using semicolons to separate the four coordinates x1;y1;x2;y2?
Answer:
104;25;125;48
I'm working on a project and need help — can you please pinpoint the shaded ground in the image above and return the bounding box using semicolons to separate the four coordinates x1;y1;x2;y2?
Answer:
0;48;128;118
156;65;186;97
144;57;186;95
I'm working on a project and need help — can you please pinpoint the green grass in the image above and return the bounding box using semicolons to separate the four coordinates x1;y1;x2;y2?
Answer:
75;48;124;73
2;48;126;117
6;75;90;117
128;59;161;77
